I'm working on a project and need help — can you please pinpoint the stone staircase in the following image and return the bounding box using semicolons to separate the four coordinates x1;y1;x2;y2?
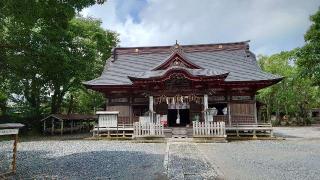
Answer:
163;127;194;138
172;128;188;138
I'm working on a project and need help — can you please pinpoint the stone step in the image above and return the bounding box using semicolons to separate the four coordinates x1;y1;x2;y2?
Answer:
172;128;188;135
164;127;194;138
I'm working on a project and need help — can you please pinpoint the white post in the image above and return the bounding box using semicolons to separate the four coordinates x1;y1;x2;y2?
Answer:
149;96;154;123
204;94;208;122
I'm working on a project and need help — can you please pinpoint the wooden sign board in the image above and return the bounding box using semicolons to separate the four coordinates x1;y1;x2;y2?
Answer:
232;96;252;101
209;96;225;102
111;98;128;103
0;129;19;136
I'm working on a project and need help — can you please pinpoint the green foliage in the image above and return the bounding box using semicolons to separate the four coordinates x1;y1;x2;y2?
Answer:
297;8;320;86
62;88;105;114
0;0;118;127
257;50;318;125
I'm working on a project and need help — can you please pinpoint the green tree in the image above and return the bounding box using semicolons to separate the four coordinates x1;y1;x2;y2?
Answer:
0;0;117;127
258;50;317;125
46;17;118;114
0;0;97;117
297;8;320;86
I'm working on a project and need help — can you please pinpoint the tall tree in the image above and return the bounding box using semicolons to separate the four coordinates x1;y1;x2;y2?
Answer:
0;0;117;122
258;50;317;125
297;8;320;86
47;17;119;113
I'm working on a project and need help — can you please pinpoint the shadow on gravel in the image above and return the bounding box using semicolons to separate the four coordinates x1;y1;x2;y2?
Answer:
2;150;167;180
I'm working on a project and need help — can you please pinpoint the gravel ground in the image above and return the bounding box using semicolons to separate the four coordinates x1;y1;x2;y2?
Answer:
198;126;320;180
273;126;320;139
0;141;167;179
1;127;320;180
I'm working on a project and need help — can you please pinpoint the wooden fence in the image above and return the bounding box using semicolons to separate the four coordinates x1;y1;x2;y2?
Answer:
193;121;226;137
133;122;164;138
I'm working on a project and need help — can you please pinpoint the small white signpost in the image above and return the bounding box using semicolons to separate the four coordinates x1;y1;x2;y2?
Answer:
0;123;24;176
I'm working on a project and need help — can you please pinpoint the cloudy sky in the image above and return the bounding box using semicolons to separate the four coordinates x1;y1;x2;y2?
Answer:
81;0;320;55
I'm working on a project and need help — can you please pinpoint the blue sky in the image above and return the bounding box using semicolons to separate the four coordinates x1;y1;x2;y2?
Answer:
81;0;320;55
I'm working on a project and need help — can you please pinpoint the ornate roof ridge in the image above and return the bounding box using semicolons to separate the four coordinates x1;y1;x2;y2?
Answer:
151;43;203;70
112;41;250;56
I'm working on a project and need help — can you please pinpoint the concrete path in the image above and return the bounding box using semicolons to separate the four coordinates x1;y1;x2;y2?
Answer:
165;142;219;180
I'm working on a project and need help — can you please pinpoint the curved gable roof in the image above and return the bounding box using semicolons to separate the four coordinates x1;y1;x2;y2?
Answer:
83;41;282;86
152;44;202;70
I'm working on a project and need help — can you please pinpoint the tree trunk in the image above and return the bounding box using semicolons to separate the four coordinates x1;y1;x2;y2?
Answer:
0;101;7;116
51;92;58;114
23;78;41;116
67;94;74;115
276;100;280;125
51;85;67;114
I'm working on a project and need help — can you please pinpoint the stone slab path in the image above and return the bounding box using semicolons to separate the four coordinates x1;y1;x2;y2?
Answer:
165;142;218;180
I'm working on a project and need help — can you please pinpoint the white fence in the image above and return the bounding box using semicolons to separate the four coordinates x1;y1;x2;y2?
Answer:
133;122;164;138
193;121;226;137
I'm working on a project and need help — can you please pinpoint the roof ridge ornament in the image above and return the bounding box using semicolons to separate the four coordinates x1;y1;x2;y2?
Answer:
152;41;203;70
170;40;184;54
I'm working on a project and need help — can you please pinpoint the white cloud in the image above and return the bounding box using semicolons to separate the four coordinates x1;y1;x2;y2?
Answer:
81;0;320;55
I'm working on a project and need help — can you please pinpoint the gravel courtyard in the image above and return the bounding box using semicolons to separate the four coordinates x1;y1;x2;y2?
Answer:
200;127;320;180
0;127;320;180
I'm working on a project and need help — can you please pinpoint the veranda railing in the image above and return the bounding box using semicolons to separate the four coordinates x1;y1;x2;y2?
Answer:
193;121;226;137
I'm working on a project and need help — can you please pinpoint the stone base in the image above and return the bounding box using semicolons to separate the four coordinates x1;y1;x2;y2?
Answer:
192;137;228;143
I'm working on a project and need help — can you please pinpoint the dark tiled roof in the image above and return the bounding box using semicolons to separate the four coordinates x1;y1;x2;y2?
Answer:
0;123;25;129
84;41;281;86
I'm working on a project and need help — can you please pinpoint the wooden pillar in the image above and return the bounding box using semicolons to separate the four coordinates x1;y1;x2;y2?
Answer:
51;119;54;135
203;94;208;122
105;97;109;110
149;96;154;122
129;97;133;124
60;120;64;136
43;120;46;135
12;134;18;173
72;120;74;133
228;103;232;127
70;120;73;133
254;97;258;124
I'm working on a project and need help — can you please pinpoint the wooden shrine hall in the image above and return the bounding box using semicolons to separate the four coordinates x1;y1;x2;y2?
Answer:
84;41;282;138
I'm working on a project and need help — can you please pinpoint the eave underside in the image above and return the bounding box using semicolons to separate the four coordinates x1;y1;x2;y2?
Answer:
85;78;282;96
